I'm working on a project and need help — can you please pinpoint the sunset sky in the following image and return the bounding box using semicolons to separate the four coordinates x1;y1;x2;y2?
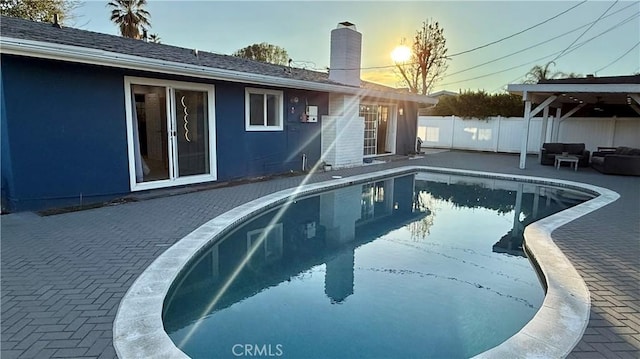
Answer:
73;1;639;94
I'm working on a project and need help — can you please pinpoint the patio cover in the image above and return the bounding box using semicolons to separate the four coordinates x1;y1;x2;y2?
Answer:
507;75;640;169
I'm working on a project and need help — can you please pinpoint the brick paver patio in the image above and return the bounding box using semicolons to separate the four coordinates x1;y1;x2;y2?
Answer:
2;151;638;358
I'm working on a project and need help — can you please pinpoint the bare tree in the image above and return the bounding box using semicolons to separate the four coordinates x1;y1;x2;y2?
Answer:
395;19;449;95
233;43;289;65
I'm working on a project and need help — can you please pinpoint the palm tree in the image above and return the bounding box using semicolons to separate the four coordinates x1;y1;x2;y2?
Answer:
107;0;151;39
524;61;581;84
148;33;161;44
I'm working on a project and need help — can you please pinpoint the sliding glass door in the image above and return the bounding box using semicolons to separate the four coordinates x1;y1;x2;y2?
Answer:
173;89;210;177
125;77;216;191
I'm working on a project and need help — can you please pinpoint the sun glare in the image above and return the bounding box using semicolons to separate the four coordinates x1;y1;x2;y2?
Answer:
391;45;411;63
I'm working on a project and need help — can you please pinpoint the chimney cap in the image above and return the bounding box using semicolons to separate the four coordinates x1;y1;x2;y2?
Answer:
337;21;356;30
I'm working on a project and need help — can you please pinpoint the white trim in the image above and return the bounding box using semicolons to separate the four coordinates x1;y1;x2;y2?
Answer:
387;104;398;155
124;76;217;191
360;102;398;156
114;165;618;359
246;223;284;263
0;36;438;104
508;83;640;93
244;87;284;131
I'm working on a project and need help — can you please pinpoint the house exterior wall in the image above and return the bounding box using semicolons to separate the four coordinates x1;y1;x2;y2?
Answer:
215;84;326;179
1;64;14;211
397;101;419;155
1;55;131;211
0;55;328;212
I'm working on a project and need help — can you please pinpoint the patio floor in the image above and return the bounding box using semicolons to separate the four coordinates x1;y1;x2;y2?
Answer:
2;151;638;358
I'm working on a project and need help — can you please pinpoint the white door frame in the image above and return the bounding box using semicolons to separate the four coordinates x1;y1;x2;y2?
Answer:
124;76;217;191
361;102;398;158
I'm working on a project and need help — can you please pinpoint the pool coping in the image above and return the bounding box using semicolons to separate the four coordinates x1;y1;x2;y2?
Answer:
112;166;620;358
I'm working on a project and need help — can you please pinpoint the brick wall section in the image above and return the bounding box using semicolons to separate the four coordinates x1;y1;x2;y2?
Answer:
322;94;364;168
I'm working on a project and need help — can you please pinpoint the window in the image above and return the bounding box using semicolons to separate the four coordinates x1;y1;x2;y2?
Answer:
245;88;283;131
246;224;284;265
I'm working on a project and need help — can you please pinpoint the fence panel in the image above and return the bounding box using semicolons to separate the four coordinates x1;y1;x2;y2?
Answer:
417;116;454;148
418;116;638;154
451;117;498;151
612;118;640;148
497;117;542;153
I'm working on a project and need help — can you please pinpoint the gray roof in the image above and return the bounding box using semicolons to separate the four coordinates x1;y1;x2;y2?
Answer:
539;74;640;85
0;15;348;86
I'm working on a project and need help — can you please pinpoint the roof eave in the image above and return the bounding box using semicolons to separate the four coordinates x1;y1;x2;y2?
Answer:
0;36;437;105
507;83;640;95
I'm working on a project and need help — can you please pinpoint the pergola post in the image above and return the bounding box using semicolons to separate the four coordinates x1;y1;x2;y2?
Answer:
519;94;556;169
539;106;550;162
519;95;532;169
511;183;524;237
553;103;586;141
508;79;640;170
553;107;562;142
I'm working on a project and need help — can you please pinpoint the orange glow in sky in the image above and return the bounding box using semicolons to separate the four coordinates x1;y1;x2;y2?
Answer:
75;1;640;94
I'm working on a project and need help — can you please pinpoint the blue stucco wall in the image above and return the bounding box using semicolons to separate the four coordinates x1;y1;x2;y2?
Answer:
1;55;130;211
215;84;326;180
1;64;14;212
1;55;327;211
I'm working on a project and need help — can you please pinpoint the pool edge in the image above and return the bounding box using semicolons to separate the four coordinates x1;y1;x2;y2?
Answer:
113;166;619;359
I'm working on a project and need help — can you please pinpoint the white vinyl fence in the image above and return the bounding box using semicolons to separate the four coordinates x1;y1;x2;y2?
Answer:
418;116;640;154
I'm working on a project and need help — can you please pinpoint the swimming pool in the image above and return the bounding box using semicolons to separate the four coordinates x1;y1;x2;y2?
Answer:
114;166;618;359
161;173;592;358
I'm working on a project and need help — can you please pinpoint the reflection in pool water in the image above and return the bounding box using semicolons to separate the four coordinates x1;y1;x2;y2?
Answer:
163;173;592;358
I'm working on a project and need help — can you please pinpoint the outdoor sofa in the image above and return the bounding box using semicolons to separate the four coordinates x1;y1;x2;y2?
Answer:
590;146;640;176
540;143;590;167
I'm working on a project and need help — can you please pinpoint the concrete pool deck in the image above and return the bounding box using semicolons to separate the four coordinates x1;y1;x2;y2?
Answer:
2;151;639;358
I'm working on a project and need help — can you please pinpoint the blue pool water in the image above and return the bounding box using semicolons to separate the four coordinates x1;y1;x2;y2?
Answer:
163;173;592;358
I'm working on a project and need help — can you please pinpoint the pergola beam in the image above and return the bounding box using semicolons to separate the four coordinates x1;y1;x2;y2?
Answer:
508;83;640;93
508;76;640;170
560;103;586;121
530;95;558;117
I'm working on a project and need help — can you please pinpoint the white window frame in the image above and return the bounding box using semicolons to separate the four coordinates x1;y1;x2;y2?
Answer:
124;76;217;192
245;87;284;131
246;223;284;263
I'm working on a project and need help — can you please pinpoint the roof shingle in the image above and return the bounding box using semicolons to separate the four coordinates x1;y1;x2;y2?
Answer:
0;15;345;86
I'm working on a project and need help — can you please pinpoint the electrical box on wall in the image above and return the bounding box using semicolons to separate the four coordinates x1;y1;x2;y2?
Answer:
306;106;318;123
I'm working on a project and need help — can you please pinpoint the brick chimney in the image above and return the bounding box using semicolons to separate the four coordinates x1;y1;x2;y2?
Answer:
328;22;362;87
